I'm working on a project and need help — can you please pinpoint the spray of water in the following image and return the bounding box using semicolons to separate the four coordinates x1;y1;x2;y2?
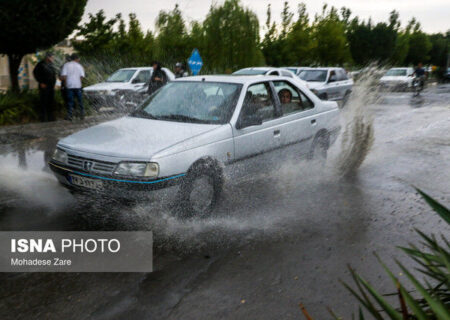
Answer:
327;66;381;178
0;166;74;212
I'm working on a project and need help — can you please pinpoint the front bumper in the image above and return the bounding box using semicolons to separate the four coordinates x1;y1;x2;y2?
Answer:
49;161;186;195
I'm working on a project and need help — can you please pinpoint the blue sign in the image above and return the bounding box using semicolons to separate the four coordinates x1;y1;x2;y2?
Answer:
188;49;203;75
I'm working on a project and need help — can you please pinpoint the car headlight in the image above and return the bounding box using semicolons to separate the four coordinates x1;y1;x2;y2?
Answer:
114;162;159;178
52;148;67;164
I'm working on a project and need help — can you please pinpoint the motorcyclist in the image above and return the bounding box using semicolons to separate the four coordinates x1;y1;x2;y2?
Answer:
174;62;189;78
412;62;427;90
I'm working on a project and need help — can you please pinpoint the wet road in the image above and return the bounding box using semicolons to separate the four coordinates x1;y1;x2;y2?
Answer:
0;84;449;319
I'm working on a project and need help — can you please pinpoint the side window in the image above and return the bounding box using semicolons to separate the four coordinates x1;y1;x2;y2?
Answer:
268;71;279;76
241;82;276;122
328;70;337;82
134;70;151;83
273;81;314;115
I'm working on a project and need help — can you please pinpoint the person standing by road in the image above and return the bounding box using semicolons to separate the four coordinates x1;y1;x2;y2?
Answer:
59;54;71;111
148;61;167;94
33;52;56;122
61;53;85;120
174;62;188;78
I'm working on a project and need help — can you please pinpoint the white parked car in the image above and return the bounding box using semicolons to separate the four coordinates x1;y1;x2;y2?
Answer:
84;67;175;109
233;67;296;78
379;67;414;91
50;75;340;216
298;68;353;102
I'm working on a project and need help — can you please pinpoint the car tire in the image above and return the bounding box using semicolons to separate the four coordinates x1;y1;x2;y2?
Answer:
177;161;223;218
308;131;330;163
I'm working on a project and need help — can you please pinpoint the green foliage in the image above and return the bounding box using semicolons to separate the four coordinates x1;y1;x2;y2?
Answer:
200;0;264;72
312;5;351;65
0;0;87;92
0;90;65;126
336;189;450;319
155;4;190;65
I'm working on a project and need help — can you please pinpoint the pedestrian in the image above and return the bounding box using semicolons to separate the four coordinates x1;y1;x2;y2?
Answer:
59;54;71;111
60;53;85;120
174;62;188;78
33;52;56;122
148;61;167;94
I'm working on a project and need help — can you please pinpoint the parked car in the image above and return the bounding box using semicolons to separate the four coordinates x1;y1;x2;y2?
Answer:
298;68;353;102
379;67;414;91
49;75;340;216
232;67;296;78
84;67;175;110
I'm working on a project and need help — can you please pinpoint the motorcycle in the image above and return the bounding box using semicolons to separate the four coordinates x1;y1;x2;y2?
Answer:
412;76;425;97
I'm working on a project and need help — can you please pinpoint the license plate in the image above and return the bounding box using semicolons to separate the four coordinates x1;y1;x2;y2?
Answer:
69;175;103;191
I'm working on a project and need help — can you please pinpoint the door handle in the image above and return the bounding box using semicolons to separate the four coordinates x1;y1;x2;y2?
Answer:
273;129;281;137
311;119;317;125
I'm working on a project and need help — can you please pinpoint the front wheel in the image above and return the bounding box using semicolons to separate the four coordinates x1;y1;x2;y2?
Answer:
177;163;223;218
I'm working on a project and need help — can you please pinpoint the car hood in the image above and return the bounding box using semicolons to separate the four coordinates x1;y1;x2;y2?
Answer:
84;82;130;91
58;117;222;160
380;76;408;82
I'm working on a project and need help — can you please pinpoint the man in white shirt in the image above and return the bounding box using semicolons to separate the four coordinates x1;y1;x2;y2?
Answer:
61;54;85;120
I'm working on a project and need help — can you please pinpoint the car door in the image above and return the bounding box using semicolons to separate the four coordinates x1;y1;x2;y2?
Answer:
131;70;151;91
324;70;341;100
272;80;316;159
335;69;352;99
231;81;283;176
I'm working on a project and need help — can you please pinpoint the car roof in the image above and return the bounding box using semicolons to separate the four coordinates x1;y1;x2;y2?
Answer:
173;75;295;84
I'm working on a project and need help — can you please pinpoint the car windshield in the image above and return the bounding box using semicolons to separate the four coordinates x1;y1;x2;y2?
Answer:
106;69;137;82
132;81;242;124
233;69;268;75
298;70;328;82
385;69;407;76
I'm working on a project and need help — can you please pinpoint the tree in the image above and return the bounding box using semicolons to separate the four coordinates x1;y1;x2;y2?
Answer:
312;5;351;65
284;3;314;66
155;4;190;65
202;0;264;72
404;19;432;65
73;10;120;57
0;0;87;92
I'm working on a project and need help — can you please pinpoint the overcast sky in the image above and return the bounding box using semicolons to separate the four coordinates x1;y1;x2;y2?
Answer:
83;0;449;34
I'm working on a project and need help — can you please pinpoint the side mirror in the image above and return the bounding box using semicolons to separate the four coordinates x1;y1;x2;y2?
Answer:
236;113;263;129
132;78;141;84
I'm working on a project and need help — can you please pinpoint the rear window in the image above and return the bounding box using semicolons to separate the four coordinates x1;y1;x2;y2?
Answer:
299;70;328;82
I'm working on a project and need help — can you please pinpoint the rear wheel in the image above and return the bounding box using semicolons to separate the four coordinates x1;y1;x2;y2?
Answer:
177;162;223;218
308;132;330;163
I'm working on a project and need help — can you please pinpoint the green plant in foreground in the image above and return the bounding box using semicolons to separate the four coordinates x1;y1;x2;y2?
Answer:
302;189;450;319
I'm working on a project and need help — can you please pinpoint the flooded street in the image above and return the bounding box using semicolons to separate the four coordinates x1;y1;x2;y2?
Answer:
1;84;449;319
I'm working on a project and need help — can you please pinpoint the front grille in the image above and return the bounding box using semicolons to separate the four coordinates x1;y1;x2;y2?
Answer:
67;154;117;174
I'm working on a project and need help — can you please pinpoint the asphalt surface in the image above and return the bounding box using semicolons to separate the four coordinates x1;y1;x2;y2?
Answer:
0;84;449;319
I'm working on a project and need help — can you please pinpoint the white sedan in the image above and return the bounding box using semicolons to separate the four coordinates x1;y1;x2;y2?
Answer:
50;75;340;216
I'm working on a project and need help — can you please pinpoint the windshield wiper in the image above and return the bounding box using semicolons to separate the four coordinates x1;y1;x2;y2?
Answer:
130;109;157;119
156;114;209;123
